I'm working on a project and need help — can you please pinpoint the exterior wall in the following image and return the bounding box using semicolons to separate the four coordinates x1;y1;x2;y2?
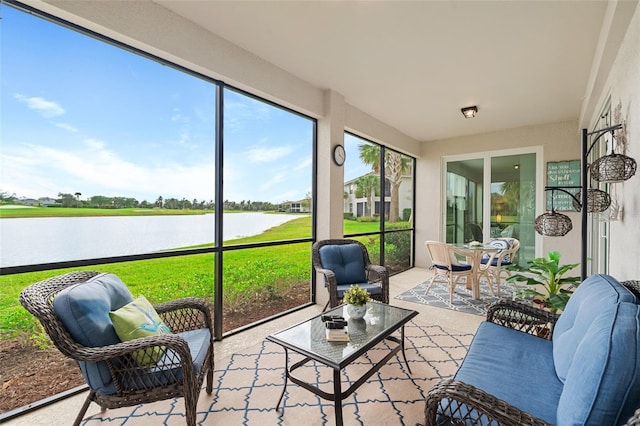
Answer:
343;176;412;219
591;4;640;280
415;121;583;269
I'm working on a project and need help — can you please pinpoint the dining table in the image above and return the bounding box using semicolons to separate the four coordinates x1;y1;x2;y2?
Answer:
448;242;499;299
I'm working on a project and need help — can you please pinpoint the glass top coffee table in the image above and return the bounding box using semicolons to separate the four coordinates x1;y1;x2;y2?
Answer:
266;302;418;425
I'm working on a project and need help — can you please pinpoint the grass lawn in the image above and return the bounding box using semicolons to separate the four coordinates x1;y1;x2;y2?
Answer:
0;213;396;341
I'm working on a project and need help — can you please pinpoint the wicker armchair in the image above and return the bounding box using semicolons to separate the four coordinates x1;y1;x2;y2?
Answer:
19;271;214;426
312;239;389;310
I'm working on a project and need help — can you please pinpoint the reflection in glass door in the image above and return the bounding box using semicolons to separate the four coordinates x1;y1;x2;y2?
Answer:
445;151;537;266
490;153;536;265
446;159;484;244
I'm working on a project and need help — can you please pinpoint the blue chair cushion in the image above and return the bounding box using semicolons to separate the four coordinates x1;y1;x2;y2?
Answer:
336;283;382;299
557;302;640;425
481;238;512;263
454;322;562;425
435;263;472;272
53;273;134;394
480;258;512;267
553;274;637;382
319;244;367;285
119;328;211;390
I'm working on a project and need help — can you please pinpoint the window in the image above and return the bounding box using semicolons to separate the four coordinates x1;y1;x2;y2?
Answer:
588;97;613;274
0;3;315;412
343;133;415;273
221;87;314;330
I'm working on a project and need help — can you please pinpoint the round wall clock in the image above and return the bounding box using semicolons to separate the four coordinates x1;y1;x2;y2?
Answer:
333;144;346;166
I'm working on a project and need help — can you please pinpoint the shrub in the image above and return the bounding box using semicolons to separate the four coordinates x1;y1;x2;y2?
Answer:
357;215;378;222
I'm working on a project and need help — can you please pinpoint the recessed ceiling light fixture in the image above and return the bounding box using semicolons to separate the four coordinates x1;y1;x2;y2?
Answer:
461;106;478;119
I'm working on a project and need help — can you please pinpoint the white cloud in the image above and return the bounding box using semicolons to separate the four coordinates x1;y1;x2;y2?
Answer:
246;145;292;163
223;98;271;133
14;94;65;118
83;138;106;150
0;141;215;201
293;156;312;171
178;130;190;145
171;110;183;122
259;172;287;191
55;122;78;133
272;189;301;203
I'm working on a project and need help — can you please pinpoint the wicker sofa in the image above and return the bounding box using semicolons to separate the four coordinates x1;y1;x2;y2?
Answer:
425;274;640;425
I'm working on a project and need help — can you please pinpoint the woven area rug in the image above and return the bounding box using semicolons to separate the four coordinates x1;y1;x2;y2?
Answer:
395;279;514;316
82;321;472;425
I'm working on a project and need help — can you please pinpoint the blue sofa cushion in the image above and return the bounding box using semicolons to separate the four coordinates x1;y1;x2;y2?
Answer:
53;273;134;394
557;302;640;425
454;322;563;425
553;274;637;382
319;244;367;285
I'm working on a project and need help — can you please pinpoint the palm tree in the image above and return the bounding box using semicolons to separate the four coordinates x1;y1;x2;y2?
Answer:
358;144;411;222
355;174;379;217
500;180;535;217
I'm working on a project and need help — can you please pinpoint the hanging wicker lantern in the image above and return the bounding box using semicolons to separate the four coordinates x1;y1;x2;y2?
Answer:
534;211;573;236
590;153;637;183
571;188;612;213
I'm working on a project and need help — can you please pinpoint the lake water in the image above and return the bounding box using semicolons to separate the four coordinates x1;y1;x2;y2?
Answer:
0;213;300;268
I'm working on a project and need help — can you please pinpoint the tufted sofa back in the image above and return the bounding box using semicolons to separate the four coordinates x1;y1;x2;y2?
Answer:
553;274;640;425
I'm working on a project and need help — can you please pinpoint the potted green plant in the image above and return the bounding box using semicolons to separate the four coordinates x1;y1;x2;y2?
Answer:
343;285;371;320
506;250;580;313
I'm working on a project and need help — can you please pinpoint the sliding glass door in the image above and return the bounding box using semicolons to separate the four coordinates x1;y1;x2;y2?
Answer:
490;153;536;264
445;149;539;265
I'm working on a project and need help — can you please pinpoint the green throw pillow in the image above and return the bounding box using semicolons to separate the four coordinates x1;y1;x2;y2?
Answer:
109;295;173;367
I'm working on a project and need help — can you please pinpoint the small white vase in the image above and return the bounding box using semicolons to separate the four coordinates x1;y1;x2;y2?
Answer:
346;303;367;320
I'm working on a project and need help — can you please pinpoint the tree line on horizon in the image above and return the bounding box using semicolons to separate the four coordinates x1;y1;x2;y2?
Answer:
0;190;288;212
2;142;411;218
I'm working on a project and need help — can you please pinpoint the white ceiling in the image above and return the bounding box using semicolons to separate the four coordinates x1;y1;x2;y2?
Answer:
155;1;609;142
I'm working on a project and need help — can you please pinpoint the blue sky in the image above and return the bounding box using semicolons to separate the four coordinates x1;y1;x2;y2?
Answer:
1;5;328;205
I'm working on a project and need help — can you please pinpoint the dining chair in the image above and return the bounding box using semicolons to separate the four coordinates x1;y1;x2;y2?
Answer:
480;238;520;295
312;239;389;311
19;271;214;426
424;241;474;302
466;223;484;242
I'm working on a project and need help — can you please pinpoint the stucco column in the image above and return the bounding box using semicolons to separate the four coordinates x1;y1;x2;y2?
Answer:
315;90;346;309
316;89;346;241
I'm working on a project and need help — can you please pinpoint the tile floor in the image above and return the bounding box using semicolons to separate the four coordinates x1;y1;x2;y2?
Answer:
5;267;484;425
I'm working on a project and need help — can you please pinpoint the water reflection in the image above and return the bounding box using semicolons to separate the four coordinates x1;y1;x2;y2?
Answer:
0;213;299;267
